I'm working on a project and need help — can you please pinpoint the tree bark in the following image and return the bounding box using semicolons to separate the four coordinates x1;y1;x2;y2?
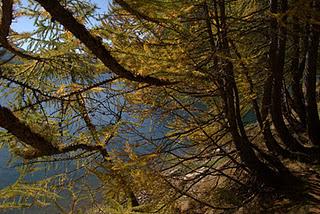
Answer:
305;0;320;146
291;23;307;129
216;0;301;191
269;0;310;153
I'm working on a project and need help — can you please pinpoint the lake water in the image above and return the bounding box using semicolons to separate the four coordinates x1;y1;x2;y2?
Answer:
0;48;258;213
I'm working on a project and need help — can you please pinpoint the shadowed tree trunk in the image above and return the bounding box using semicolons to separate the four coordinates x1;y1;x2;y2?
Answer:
305;0;320;146
291;22;307;130
269;0;311;153
216;0;302;190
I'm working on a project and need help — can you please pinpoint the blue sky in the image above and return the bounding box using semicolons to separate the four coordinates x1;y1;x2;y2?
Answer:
12;0;111;33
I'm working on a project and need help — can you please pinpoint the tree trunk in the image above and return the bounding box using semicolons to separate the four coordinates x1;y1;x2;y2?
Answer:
291;23;307;129
305;0;320;146
216;0;303;191
269;0;309;153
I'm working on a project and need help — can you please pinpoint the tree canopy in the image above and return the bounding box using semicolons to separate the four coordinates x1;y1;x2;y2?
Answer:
0;0;320;213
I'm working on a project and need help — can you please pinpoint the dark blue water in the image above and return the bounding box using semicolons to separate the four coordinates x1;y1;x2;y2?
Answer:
0;49;89;213
0;149;19;189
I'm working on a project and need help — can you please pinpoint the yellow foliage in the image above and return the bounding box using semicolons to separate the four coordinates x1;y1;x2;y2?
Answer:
90;86;105;93
55;84;66;96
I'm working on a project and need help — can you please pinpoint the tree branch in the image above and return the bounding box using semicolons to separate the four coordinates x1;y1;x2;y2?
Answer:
0;106;107;159
114;0;162;24
0;0;13;37
0;0;41;60
34;0;172;86
0;106;59;155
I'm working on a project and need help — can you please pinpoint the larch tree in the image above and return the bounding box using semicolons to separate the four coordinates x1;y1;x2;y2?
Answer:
0;0;320;213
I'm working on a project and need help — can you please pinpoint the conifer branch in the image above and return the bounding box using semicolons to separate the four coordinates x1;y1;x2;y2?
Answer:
0;106;107;159
114;0;162;24
0;0;41;60
0;106;59;156
0;0;12;38
34;0;173;86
